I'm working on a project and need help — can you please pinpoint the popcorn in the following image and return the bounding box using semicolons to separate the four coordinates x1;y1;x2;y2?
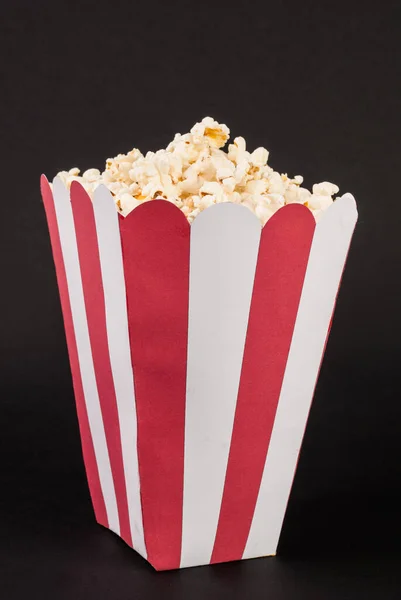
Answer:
56;116;339;224
82;168;101;182
255;203;276;225
222;177;236;194
312;181;339;196
190;117;230;148
250;147;269;167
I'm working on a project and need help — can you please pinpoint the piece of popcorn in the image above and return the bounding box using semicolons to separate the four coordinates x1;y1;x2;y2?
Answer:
116;191;143;216
227;137;248;164
188;208;201;223
195;194;216;210
190;116;230;148
297;188;311;203
227;191;242;204
312;182;340;196
178;174;202;195
284;183;303;204
222;177;237;193
211;153;236;181
57;170;82;187
181;205;192;217
141;179;165;201
266;193;286;207
250;147;269;167
267;172;286;195
105;149;143;185
234;159;251;186
167;137;201;166
255;203;276;225
82;168;101;182
199;181;227;203
308;194;334;211
245;179;269;195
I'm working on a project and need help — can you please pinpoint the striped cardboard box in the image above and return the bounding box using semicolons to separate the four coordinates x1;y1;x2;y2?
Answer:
41;176;357;570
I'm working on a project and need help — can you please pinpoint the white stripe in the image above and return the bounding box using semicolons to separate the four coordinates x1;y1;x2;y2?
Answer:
52;178;120;534
243;194;358;559
93;186;146;558
181;203;261;568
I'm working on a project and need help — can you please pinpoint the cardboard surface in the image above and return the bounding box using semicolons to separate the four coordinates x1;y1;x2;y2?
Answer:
243;194;358;559
42;179;357;570
49;178;118;532
92;185;146;557
41;176;108;529
71;182;132;547
211;204;316;565
181;203;261;568
120;201;190;571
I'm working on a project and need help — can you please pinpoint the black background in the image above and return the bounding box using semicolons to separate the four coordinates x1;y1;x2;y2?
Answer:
1;1;401;598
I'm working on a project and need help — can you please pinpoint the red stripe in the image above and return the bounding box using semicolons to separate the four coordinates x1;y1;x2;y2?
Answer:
70;182;132;547
40;176;108;528
119;201;190;571
211;204;315;564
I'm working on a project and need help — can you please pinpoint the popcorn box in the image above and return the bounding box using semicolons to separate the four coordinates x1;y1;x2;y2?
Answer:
41;175;357;571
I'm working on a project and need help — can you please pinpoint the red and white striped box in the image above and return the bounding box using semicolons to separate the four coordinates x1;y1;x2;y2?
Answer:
41;175;357;570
